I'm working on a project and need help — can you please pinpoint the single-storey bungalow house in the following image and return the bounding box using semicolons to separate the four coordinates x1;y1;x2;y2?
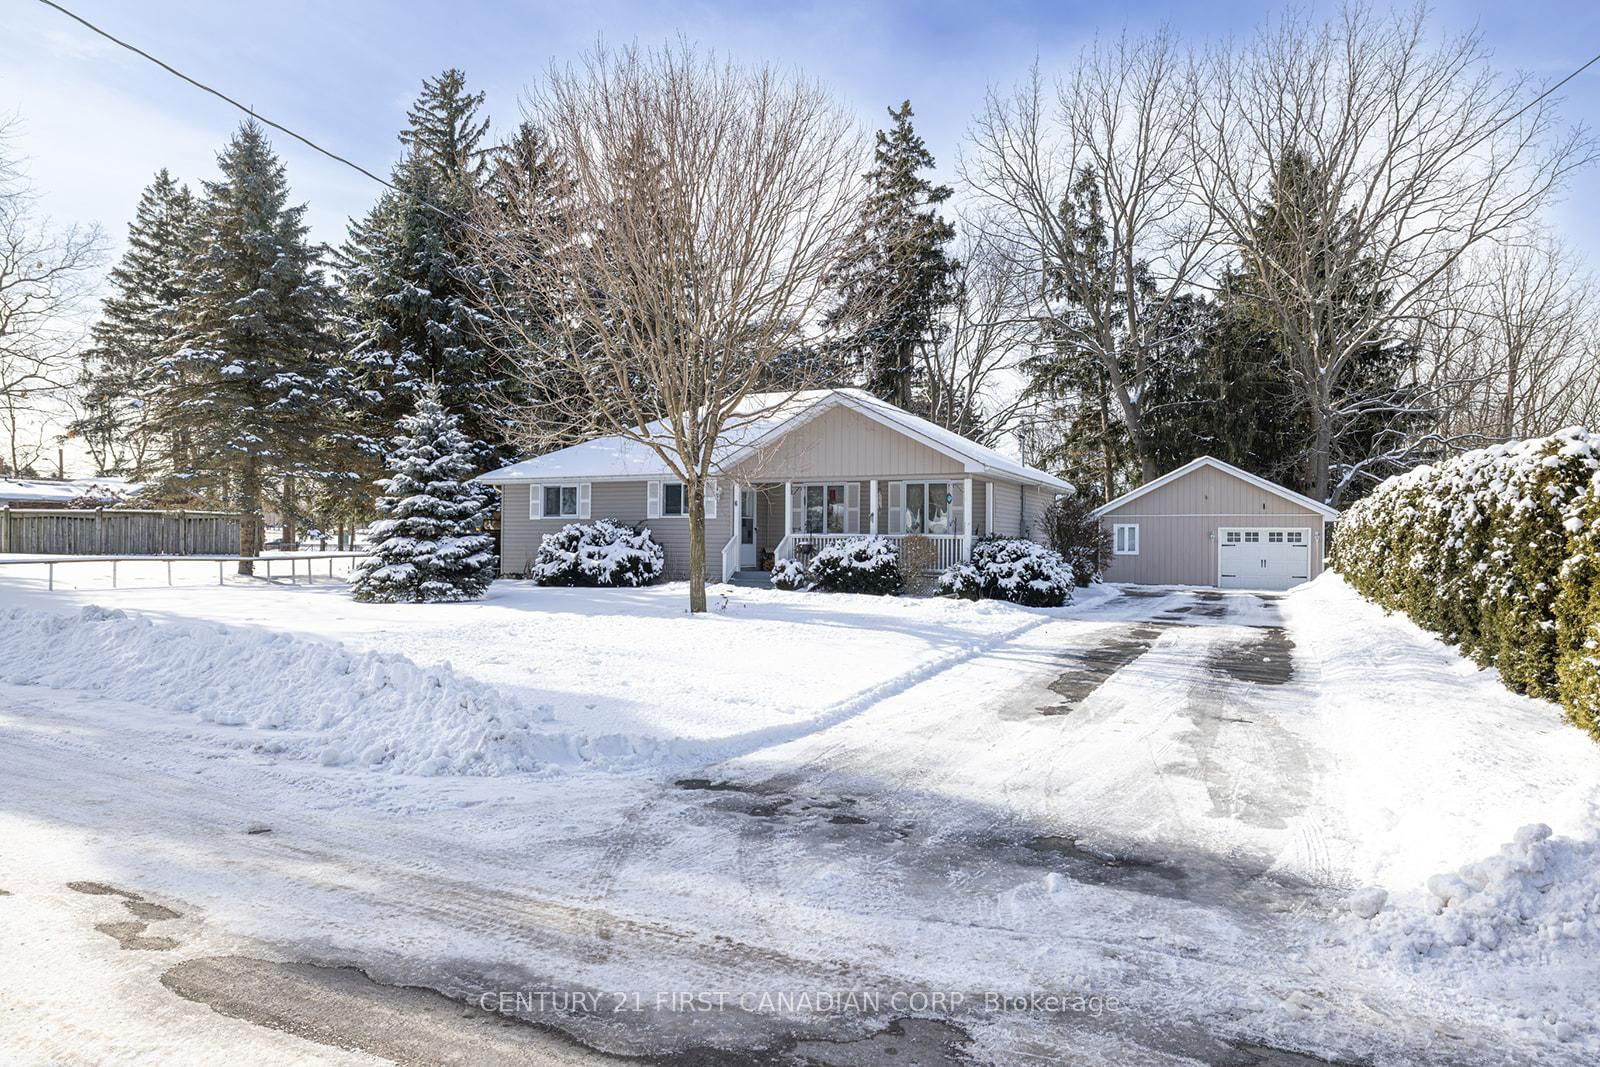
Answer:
1091;456;1340;591
476;388;1072;582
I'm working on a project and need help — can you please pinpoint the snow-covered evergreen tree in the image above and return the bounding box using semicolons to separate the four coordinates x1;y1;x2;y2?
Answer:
351;383;496;603
70;169;197;476
824;100;958;410
150;121;342;571
340;69;504;486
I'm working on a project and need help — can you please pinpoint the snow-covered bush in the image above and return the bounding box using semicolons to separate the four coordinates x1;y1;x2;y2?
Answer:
935;563;983;601
806;536;904;596
769;558;810;591
1039;494;1112;586
1556;469;1600;734
531;519;664;587
352;385;497;604
943;536;1075;608
1332;428;1600;735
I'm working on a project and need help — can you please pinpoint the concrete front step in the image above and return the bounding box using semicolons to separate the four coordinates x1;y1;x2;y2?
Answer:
728;569;772;587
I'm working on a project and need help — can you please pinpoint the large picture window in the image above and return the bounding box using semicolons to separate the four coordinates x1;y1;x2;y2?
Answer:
898;481;960;534
802;483;847;533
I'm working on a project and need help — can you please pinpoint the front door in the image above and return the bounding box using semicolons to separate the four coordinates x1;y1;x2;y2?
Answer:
739;488;758;567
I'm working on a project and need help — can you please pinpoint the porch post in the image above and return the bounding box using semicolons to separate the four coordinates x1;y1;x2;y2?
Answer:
868;479;878;535
984;480;994;538
783;481;792;541
963;476;974;560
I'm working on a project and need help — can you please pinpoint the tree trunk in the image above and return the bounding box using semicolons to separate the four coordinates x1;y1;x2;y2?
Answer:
1307;398;1333;504
238;453;261;576
1098;372;1115;503
687;479;708;613
281;474;296;548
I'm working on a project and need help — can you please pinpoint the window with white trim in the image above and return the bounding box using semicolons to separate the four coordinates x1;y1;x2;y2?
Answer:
1113;523;1140;555
1268;531;1285;543
1224;530;1242;544
1286;530;1306;545
662;482;690;517
897;481;962;535
536;484;583;519
1244;531;1260;543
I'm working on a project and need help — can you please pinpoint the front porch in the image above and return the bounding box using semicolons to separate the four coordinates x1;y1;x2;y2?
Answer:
720;478;979;581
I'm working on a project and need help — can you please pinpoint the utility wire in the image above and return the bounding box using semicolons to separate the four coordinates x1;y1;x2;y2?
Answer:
34;0;484;233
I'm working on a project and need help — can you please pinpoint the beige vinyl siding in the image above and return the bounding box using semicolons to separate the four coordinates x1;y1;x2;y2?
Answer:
1098;465;1327;586
732;404;964;480
988;480;1023;537
1020;483;1055;541
498;479;733;580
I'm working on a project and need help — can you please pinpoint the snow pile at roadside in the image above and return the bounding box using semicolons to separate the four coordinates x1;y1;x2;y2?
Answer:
1360;823;1600;958
0;604;678;776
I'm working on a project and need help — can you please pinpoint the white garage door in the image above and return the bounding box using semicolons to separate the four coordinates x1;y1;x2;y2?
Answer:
1218;528;1311;591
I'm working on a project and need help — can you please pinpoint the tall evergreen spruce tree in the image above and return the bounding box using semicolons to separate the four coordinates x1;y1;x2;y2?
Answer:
351;383;496;603
825;101;958;410
71;169;197;476
341;69;504;485
152;121;341;572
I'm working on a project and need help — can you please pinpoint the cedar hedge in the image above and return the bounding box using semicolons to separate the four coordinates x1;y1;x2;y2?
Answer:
1329;428;1600;738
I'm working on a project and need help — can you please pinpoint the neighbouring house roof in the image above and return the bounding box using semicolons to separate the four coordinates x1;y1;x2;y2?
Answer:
1089;456;1341;520
476;388;1073;492
0;477;141;507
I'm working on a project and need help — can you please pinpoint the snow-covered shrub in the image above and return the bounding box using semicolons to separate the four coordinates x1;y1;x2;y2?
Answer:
806;536;904;596
1556;469;1600;734
1332;428;1600;735
1039;494;1113;586
531;519;664;587
896;533;939;595
352;385;497;604
935;563;983;600
952;536;1075;608
769;558;810;591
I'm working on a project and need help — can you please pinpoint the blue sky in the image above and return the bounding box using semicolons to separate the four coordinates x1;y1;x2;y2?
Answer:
4;0;1600;263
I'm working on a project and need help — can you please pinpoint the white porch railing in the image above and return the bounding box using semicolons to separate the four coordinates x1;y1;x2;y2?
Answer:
720;532;741;582
775;533;967;572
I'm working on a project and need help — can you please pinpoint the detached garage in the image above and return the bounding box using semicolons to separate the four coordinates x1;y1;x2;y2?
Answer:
1091;456;1340;591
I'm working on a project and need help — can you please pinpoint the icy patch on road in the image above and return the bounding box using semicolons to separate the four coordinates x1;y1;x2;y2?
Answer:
0;604;678;776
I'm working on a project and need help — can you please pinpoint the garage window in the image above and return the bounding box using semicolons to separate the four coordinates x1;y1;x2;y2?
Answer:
1113;523;1139;555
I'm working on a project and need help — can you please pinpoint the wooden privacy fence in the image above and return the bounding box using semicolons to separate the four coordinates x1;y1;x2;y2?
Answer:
0;507;240;556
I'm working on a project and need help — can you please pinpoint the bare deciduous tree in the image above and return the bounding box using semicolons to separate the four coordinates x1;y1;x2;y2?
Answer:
917;229;1035;447
0;120;103;475
475;43;865;612
1419;233;1600;442
1189;3;1595;501
964;31;1215;482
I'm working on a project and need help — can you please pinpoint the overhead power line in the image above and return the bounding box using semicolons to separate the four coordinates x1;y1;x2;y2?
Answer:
33;0;486;234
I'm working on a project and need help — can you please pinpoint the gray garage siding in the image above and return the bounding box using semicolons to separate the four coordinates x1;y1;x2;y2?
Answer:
499;480;734;580
1097;465;1327;586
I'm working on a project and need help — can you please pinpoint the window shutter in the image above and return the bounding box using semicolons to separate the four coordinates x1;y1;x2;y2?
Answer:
845;482;861;533
888;482;905;535
647;481;662;519
789;484;804;533
950;482;964;536
529;485;543;520
704;479;718;518
577;483;591;519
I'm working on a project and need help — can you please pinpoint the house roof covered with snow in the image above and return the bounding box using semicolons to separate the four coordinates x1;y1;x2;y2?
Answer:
477;389;1073;492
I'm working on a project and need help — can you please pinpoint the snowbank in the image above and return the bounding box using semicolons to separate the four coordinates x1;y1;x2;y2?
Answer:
1362;824;1600;957
0;604;677;776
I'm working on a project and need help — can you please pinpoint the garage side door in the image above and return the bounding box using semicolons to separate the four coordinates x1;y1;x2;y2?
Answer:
1218;528;1311;591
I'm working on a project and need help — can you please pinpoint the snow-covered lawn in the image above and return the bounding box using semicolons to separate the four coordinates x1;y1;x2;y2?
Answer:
0;565;1597;1064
